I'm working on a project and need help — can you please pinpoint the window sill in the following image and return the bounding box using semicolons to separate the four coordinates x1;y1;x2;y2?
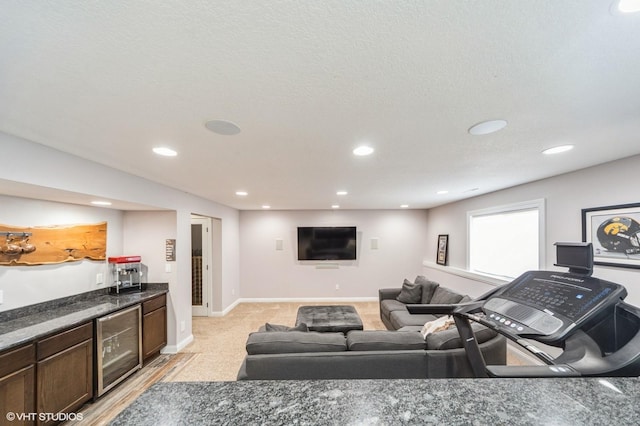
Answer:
422;261;511;287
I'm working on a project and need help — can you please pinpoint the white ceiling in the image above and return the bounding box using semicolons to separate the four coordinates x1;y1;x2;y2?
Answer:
1;1;639;211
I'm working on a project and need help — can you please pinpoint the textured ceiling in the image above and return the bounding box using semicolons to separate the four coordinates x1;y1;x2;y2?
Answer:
1;1;639;210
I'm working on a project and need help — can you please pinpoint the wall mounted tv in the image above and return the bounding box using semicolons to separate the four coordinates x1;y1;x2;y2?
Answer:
297;226;357;261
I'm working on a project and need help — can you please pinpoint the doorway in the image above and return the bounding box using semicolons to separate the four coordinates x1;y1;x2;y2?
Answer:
191;216;211;316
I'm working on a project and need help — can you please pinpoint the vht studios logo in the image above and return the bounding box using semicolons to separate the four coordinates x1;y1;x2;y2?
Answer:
5;412;84;422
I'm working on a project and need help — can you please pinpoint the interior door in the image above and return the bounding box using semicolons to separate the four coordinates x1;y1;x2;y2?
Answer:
191;216;211;316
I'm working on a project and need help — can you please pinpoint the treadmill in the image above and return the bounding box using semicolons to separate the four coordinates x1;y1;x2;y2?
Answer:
408;242;640;378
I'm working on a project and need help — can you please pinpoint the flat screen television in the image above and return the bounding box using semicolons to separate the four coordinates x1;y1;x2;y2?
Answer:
297;226;357;261
554;242;593;276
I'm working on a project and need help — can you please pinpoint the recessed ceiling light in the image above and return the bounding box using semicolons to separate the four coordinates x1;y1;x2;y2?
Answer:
542;145;574;155
204;119;241;135
353;145;374;156
331;204;340;209
336;191;348;196
618;0;640;13
152;147;177;157
468;119;508;136
437;190;449;195
235;191;248;196
91;201;112;206
262;205;271;209
400;204;409;208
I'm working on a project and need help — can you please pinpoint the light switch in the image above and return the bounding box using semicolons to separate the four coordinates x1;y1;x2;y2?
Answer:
165;263;172;273
275;238;283;251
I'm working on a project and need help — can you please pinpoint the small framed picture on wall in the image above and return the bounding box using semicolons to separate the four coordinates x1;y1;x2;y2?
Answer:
437;234;449;266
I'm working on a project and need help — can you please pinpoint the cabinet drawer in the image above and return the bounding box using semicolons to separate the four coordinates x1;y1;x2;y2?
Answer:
0;344;36;377
37;322;93;361
142;294;166;314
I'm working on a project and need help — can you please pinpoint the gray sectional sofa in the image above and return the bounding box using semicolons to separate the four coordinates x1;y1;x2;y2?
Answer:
237;276;506;380
380;275;470;330
237;327;505;380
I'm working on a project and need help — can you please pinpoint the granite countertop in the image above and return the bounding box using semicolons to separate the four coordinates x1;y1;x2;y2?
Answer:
0;286;168;353
111;378;640;425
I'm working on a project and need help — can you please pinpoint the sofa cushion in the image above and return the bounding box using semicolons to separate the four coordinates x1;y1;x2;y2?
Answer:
380;299;408;318
390;310;438;328
246;331;346;355
415;276;440;304
430;287;464;304
347;330;426;351
396;279;422;304
265;322;309;332
426;323;499;350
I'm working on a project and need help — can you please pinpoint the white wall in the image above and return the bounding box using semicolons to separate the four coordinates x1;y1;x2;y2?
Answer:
0;195;123;311
240;209;429;299
123;211;179;347
424;154;640;306
0;132;241;352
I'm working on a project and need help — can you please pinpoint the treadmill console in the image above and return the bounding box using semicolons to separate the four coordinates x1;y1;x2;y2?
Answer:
483;270;627;344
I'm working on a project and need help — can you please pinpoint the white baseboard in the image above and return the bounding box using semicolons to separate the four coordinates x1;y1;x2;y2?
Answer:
237;296;378;303
161;334;194;354
209;299;241;317
208;297;378;317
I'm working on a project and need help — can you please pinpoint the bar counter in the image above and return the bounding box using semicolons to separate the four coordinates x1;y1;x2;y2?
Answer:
110;377;640;425
0;284;168;352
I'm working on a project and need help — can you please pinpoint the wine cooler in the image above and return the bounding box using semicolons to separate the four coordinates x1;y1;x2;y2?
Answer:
96;305;142;396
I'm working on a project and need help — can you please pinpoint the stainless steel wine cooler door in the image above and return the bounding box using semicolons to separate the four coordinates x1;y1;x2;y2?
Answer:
96;304;143;396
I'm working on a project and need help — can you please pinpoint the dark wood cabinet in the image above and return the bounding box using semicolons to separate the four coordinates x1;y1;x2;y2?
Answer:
36;323;93;425
1;291;167;424
142;294;167;363
0;344;36;426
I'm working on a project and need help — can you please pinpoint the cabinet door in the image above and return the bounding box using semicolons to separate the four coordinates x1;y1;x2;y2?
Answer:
36;339;93;425
0;343;36;426
143;306;167;362
0;365;35;426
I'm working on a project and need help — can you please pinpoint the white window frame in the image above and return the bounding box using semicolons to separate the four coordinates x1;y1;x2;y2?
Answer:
466;199;546;279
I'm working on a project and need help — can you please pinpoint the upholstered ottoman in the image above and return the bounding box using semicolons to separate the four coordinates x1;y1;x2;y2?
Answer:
295;305;364;333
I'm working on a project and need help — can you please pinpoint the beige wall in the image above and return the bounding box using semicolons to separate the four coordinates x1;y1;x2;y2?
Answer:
239;209;429;299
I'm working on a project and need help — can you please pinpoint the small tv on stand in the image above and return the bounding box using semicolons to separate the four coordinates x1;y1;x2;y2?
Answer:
554;242;593;276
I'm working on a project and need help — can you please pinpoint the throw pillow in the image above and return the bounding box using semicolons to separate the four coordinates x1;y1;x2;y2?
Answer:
265;322;309;332
430;287;464;305
396;279;422;304
415;275;440;304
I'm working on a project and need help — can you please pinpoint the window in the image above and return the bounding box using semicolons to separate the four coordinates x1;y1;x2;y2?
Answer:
467;199;545;279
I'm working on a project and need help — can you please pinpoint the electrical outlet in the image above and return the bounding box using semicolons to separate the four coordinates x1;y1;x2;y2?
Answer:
165;263;172;273
0;289;3;304
335;284;340;291
96;273;104;285
180;320;186;332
